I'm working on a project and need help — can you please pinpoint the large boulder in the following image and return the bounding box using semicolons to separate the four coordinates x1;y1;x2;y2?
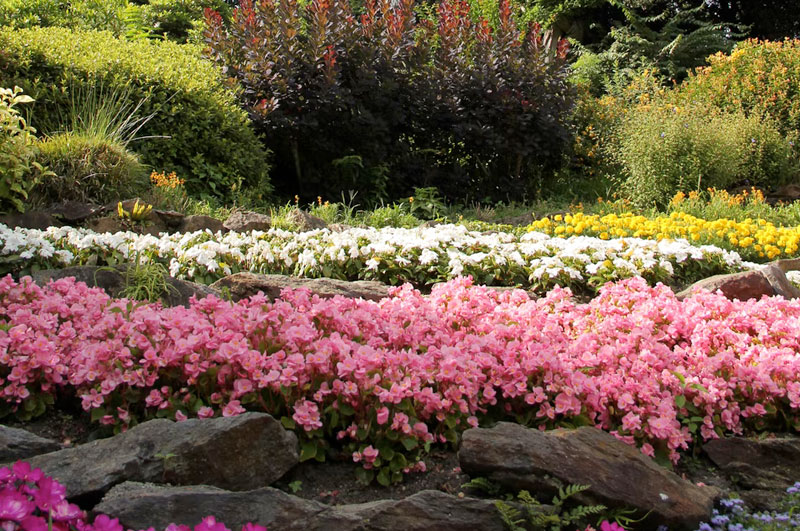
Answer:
180;215;227;234
223;211;271;232
46;200;102;224
286;208;327;232
0;426;63;462
96;484;508;531
31;265;219;308
676;266;800;301
703;435;800;510
16;413;298;499
211;273;391;303
0;211;62;230
459;423;718;530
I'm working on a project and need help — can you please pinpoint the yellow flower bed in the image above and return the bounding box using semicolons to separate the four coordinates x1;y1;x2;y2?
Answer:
528;210;800;262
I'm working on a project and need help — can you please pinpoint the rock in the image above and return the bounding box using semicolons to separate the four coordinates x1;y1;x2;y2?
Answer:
459;423;717;530
223;211;271;232
703;435;800;509
0;426;63;462
99;200;171;235
775;184;800;200
97;484;508;531
496;212;535;226
46;201;102;224
759;264;800;298
88;216;167;236
153;209;185;230
772;258;800;273
180;215;226;234
30;266;219;308
286;208;327;231
0;211;62;230
19;413;298;499
211;273;390;303
676;269;776;301
327;223;352;232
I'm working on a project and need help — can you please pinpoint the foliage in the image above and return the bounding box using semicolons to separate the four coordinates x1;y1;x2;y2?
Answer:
33;131;147;204
697;483;800;530
613;103;798;207
496;485;607;531
0;26;271;201
117;259;178;303
669;39;800;137
705;0;800;41
204;0;575;203
0;87;46;213
666;187;800;228
0;0;232;43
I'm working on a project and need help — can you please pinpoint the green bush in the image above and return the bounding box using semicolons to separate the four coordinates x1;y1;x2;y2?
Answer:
204;0;574;204
670;39;800;135
0;0;128;34
615;104;798;207
0;26;270;200
33;131;146;204
0;87;45;213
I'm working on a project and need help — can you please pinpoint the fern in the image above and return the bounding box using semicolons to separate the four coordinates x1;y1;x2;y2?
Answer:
496;484;609;531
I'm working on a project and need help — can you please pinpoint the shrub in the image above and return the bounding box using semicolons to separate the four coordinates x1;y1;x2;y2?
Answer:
0;0;129;34
0;86;45;213
614;104;798;207
0;26;271;200
204;0;574;203
33;132;147;204
669;39;800;136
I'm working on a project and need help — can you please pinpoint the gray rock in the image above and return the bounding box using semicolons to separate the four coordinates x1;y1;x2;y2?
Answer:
223;211;271;232
20;413;298;499
96;483;507;531
286;209;327;232
0;211;62;230
46;201;102;224
459;423;718;530
180;215;226;234
211;273;390;303
31;266;220;307
0;425;63;462
704;435;800;505
676;270;776;301
759;264;800;298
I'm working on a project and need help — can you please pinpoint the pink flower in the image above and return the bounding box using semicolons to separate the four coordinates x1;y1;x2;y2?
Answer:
33;475;66;512
222;400;245;417
362;446;379;464
292;400;323;431
197;406;215;419
194;516;231;531
0;491;34;521
376;407;389;425
240;524;267;531
175;410;188;422
90;514;124;531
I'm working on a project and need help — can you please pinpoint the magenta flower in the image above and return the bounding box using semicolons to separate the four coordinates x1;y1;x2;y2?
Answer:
89;514;124;531
33;475;67;512
194;516;231;531
0;490;34;521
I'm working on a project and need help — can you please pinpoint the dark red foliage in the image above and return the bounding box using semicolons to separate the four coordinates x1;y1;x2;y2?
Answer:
204;0;575;202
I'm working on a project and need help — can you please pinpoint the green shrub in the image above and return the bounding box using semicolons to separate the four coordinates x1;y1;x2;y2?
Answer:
615;104;798;207
0;26;270;200
0;0;128;34
0;87;45;213
670;39;800;135
204;0;574;204
33;132;147;204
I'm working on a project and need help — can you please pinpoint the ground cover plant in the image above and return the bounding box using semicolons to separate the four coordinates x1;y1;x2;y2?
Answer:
528;196;800;262
0;223;750;295
1;274;799;480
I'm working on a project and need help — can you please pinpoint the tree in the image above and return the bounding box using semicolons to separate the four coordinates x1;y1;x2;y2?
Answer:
705;0;800;41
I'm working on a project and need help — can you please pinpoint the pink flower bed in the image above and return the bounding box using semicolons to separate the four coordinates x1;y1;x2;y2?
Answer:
1;274;799;473
0;461;265;531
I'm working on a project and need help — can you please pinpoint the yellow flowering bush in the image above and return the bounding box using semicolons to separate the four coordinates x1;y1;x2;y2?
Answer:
528;207;800;262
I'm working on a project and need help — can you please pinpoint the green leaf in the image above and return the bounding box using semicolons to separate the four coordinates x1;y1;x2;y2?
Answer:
340;403;355;416
281;416;296;430
300;441;318;462
90;407;107;422
355;467;374;486
400;437;418;451
675;395;686;408
376;468;391;486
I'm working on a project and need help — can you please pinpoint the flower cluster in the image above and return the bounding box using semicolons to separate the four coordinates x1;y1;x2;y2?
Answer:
0;223;750;295
528;211;800;262
696;482;800;530
1;275;799;474
0;461;266;531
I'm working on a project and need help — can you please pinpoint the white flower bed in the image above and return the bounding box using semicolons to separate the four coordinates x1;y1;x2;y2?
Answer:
0;223;753;292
